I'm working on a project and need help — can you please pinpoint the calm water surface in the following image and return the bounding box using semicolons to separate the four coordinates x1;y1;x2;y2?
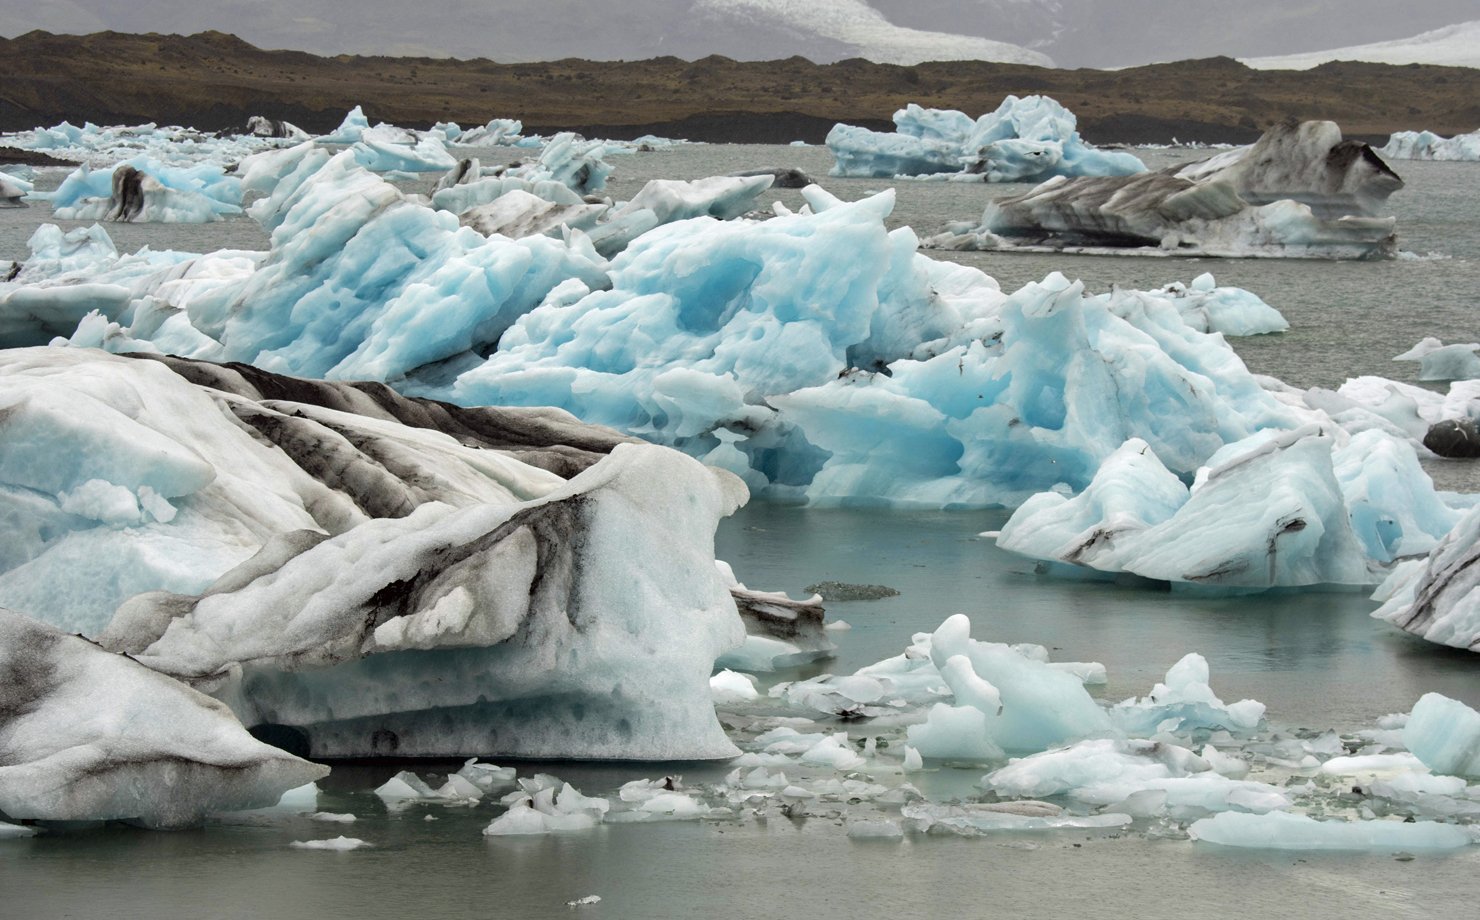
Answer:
2;141;1478;919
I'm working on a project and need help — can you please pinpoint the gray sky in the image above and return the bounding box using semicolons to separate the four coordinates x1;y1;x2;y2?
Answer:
2;0;1475;68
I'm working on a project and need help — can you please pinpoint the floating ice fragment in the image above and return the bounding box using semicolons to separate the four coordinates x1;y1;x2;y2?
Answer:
847;819;904;839
1188;811;1471;851
290;836;372;850
1404;694;1480;778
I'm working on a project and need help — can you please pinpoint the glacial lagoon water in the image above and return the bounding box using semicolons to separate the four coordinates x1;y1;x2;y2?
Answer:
2;142;1478;918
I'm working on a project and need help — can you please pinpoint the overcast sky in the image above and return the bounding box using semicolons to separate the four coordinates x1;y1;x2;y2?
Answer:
2;0;1475;68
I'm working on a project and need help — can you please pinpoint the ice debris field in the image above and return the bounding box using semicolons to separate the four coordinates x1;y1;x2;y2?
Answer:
0;101;1478;854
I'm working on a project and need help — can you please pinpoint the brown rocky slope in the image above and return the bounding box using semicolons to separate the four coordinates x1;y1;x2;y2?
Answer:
2;30;1479;144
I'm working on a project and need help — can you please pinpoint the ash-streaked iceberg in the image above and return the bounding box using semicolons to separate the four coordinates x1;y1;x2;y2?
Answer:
109;441;749;761
0;348;751;761
1373;504;1480;651
827;97;1146;182
0;606;327;829
928;120;1404;259
47;158;243;223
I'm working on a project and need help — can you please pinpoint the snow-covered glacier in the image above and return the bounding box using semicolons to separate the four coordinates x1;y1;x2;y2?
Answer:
827;96;1146;182
0;347;751;760
927;120;1405;258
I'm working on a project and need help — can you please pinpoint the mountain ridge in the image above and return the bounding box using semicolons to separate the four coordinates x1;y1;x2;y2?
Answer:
2;31;1479;144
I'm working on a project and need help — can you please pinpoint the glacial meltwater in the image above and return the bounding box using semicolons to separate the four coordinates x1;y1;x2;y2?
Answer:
1;142;1477;919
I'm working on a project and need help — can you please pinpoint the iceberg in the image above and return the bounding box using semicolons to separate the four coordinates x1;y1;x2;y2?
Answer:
0;170;31;207
1374;504;1480;650
827;97;1147;182
998;425;1457;588
1379;129;1480;161
48;158;243;223
0;607;327;828
352;126;457;173
109;441;749;761
0;348;749;761
927;120;1404;259
1394;337;1480;382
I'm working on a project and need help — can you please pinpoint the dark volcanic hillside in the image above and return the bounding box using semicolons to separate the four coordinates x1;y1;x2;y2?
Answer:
3;30;1479;144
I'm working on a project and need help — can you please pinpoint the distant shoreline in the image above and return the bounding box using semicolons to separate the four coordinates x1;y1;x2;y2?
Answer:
3;30;1476;145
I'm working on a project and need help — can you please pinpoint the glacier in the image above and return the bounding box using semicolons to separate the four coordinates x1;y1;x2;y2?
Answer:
827;97;1147;182
927;120;1405;259
0;606;327;828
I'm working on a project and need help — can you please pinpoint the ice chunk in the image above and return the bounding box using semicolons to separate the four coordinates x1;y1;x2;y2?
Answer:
482;782;609;835
0;607;327;828
710;669;761;704
903;802;1132;834
1189;811;1471;851
0;821;38;839
847;819;904;839
310;812;357;823
907;615;1114;757
1403;694;1480;778
290;837;372;850
1110;654;1266;735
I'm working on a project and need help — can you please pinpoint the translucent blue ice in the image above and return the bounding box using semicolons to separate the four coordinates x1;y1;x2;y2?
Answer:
827;96;1147;182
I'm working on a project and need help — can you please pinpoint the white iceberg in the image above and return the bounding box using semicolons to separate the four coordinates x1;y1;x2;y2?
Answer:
1380;130;1480;162
0;607;327;828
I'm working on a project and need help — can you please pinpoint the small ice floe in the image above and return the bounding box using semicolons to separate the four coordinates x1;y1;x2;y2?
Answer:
606;778;711;824
374;760;517;806
483;782;610;836
567;895;602;907
903;801;1131;836
1188;811;1472;851
0;822;38;839
983;738;1290;818
846;819;904;840
309;812;357;824
290;836;372;850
